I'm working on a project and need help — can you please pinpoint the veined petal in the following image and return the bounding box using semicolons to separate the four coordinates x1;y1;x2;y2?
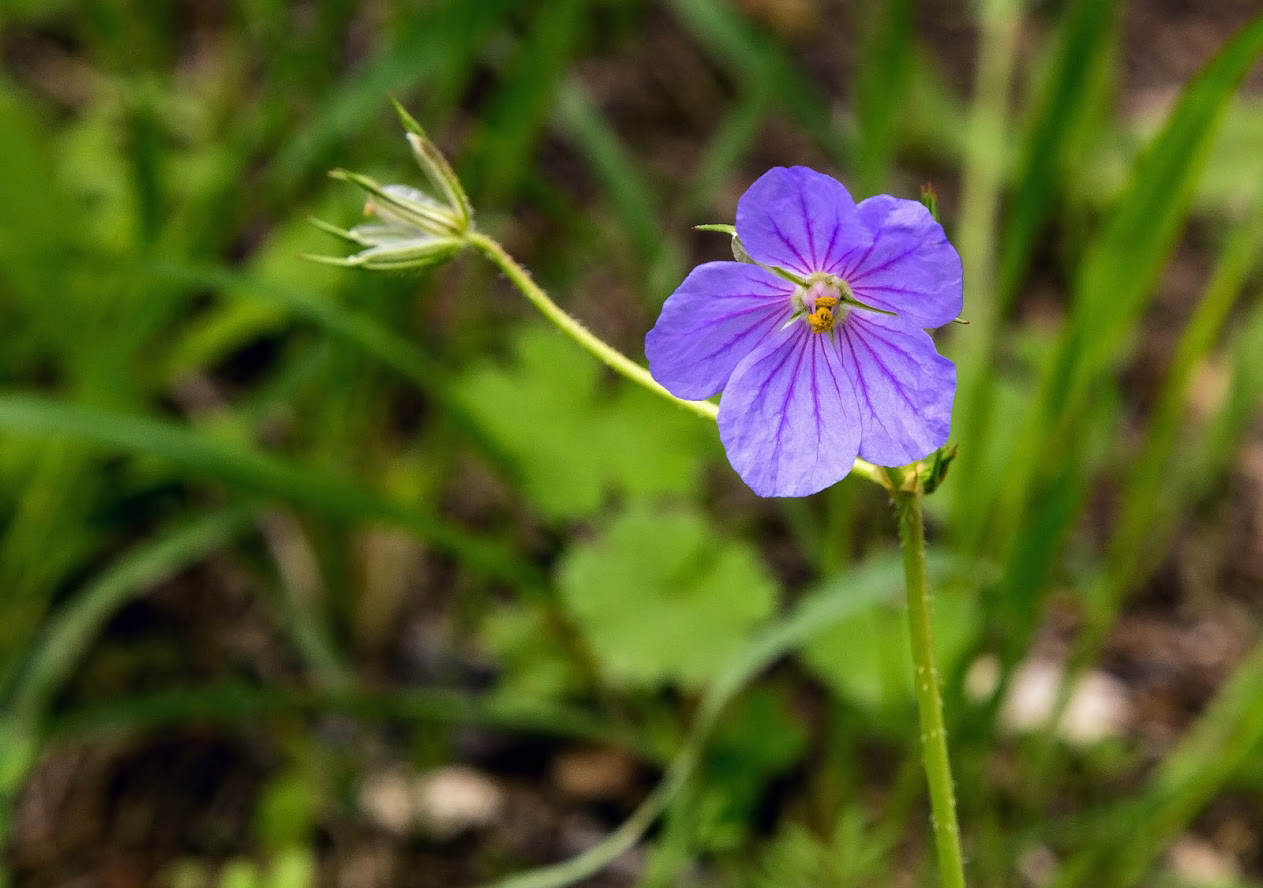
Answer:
717;325;862;498
838;195;963;328
836;312;955;467
646;261;794;400
736;167;872;277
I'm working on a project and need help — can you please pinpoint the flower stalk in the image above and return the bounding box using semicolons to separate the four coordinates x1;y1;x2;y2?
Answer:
469;231;885;487
891;467;967;888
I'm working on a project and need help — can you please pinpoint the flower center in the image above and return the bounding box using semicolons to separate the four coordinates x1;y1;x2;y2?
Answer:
797;276;851;334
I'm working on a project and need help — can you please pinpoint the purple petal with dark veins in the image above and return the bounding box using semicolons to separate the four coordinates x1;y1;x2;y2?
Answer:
835;195;963;329
836;311;955;467
645;261;794;400
717;324;862;497
735;167;872;278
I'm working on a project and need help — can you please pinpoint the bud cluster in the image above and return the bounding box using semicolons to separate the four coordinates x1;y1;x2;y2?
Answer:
308;100;473;271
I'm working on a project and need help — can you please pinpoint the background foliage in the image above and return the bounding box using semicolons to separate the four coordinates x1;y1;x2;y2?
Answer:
2;1;1263;886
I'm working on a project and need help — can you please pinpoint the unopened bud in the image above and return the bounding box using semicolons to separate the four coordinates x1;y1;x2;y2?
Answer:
306;104;475;272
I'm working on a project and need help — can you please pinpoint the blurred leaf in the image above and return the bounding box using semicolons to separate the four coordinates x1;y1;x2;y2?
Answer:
265;849;316;888
799;585;978;714
998;0;1117;311
690;688;808;851
1062;13;1263;412
984;13;1263;647
744;808;896;888
559;503;776;688
1054;638;1263;888
49;682;639;753
219;860;258;888
456;325;710;520
0;79;70;299
483;605;583;702
253;769;318;852
465;0;588;201
485;553;942;888
5;507;254;724
666;0;852;161
552;78;663;263
853;0;914;194
1087;210;1263;627
0;395;537;587
272;2;515;184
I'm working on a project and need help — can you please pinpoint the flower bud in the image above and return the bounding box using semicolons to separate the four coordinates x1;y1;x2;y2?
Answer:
306;103;474;272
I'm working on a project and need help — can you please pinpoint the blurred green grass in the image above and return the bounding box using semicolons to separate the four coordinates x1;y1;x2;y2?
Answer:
2;1;1263;886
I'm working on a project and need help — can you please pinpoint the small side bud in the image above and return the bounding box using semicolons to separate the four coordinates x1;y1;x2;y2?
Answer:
922;444;957;495
307;104;476;272
920;183;939;223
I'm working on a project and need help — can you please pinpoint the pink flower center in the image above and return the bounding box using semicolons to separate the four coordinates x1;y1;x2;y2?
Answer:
800;278;848;334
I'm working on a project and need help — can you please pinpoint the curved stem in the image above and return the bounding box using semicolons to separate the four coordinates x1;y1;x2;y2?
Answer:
469;231;716;421
895;487;967;888
468;229;884;488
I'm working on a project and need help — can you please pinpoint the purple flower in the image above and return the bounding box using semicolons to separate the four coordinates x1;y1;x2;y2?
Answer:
645;167;962;498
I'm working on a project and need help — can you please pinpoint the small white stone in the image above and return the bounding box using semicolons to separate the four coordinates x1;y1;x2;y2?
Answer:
964;654;1001;702
1001;658;1133;744
358;770;416;835
413;765;505;841
1017;844;1058;886
1061;669;1132;744
1168;834;1239;885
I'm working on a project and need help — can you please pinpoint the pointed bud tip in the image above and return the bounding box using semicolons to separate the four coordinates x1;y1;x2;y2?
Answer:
389;96;427;137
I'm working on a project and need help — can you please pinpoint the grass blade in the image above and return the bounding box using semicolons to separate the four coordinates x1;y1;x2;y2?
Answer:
6;507;256;724
0;395;540;589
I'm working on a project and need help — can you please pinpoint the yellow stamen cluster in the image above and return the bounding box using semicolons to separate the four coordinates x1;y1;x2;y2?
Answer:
807;293;839;333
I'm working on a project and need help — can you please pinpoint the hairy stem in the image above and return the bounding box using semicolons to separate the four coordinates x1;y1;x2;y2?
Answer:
895;487;967;888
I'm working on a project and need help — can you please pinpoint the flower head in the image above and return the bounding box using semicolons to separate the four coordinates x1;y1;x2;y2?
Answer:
646;167;962;497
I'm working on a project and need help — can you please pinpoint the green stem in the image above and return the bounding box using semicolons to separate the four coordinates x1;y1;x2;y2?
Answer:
895;487;966;888
468;229;885;489
468;231;715;421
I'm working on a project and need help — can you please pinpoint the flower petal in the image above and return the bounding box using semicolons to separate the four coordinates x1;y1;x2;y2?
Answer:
836;312;955;466
736;167;872;277
838;195;963;328
717;325;862;497
646;261;793;400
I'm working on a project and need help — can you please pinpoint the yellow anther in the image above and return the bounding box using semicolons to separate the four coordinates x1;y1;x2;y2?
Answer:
808;308;834;333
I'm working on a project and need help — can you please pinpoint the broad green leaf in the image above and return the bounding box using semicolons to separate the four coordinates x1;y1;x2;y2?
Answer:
558;503;776;688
